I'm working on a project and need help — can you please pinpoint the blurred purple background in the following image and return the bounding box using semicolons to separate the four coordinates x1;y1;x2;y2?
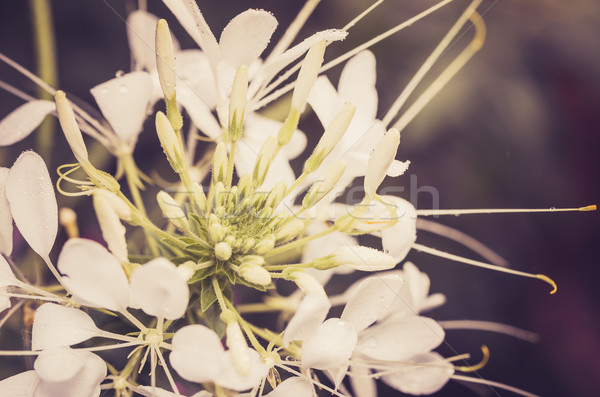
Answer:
1;0;598;396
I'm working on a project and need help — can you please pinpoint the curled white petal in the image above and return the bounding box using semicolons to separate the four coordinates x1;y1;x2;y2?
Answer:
34;348;106;397
382;352;454;395
341;274;405;333
129;258;189;320
170;325;226;383
355;316;444;361
215;348;268;391
364;129;400;196
57;238;130;311
265;377;314;397
283;293;330;346
301;318;358;370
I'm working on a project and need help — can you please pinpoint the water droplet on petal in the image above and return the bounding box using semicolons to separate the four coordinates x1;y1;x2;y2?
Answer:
115;70;125;78
118;85;129;94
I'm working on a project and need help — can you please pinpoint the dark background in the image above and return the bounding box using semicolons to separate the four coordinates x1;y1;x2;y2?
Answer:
1;1;599;396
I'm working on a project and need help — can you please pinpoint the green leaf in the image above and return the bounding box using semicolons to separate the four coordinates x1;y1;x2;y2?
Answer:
188;265;215;284
200;278;217;312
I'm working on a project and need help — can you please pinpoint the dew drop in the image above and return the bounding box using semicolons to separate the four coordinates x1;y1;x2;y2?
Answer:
99;88;109;95
118;85;129;94
550;207;556;210
115;70;125;78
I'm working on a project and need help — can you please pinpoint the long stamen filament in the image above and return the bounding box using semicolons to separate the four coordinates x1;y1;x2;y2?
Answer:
417;205;596;216
412;243;557;294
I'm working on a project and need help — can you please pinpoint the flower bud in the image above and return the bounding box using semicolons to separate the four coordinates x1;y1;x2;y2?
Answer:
364;129;400;197
209;222;225;243
304;102;355;173
228;65;248;142
253;136;277;187
157;191;188;230
265;181;287;209
275;219;304;243
331;246;396;271
156;111;183;173
156;19;176;101
156;19;182;131
212;142;228;185
54;90;89;164
292;40;326;110
191;182;207;213
241;238;256;252
214;241;232;261
285;270;325;296
302;159;346;208
238;263;271;286
254;235;275;255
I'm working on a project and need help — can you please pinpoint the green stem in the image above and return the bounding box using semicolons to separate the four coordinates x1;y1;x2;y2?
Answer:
267;226;337;258
29;0;57;162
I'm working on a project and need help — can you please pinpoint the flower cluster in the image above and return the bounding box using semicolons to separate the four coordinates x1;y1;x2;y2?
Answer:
0;1;592;396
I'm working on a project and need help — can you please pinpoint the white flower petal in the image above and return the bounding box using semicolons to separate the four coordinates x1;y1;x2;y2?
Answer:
0;254;17;288
355;316;444;361
90;72;153;143
0;370;37;396
34;349;106;397
170;325;226;383
5;151;57;261
133;385;206;397
57;238;130;311
0;100;55;146
341;274;405;333
382;352;454;395
364;129;400;195
379;196;417;262
163;0;220;61
386;159;410;177
219;9;277;68
34;348;88;382
283;293;330;346
307;76;339;128
301;318;358;370
172;50;218;107
130;258;189;320
177;86;222;138
338;51;378;133
332;246;397;272
215;348;267;391
265;377;313;397
127;11;180;72
349;365;377;397
32;303;103;351
0;168;12;256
